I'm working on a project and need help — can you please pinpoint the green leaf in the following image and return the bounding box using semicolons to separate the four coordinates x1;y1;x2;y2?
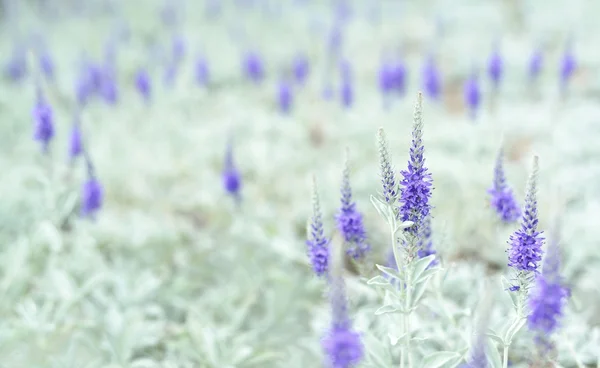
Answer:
486;338;503;368
367;275;391;286
376;264;402;281
503;317;526;344
419;351;462;368
388;332;406;346
485;329;504;347
411;276;433;308
374;304;403;316
412;255;436;282
370;195;393;224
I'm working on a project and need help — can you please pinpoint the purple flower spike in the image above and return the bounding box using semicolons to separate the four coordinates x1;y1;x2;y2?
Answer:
172;34;186;63
528;216;569;348
340;61;353;108
4;45;28;82
195;55;210;86
68;115;83;161
391;59;407;96
487;46;503;89
422;56;441;100
560;43;576;91
398;94;433;241
277;79;293;114
33;86;55;153
378;60;394;95
100;72;119;105
322;250;363;368
464;72;481;118
507;156;543;273
292;53;310;85
242;51;265;83
306;177;329;277
81;158;103;219
223;138;242;201
328;24;343;55
336;150;369;260
135;67;151;102
39;49;55;80
528;48;543;81
488;148;520;223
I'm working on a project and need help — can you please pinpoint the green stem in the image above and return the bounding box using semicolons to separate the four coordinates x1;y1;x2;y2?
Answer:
405;269;413;368
502;345;509;368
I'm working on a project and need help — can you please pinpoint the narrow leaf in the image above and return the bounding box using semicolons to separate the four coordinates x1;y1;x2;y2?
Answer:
419;351;462;368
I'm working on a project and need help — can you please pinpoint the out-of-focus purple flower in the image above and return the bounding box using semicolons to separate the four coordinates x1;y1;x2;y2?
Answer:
508;156;543;273
322;82;334;100
378;60;395;95
328;24;343;55
487;47;503;89
81;158;103;218
488;148;520;223
277;79;293;114
223;139;242;201
32;86;55;153
334;0;352;23
528;48;543;81
100;69;118;104
391;59;407;96
398;94;433;242
306;177;329;277
464;72;481;118
340;60;353;108
38;48;55;80
336;151;369;260
172;34;186;64
195;55;210;86
322;265;363;368
242;50;265;83
135;67;151;102
4;45;28;82
559;43;576;91
292;53;310;85
422;56;441;100
68;114;83;161
528;217;569;341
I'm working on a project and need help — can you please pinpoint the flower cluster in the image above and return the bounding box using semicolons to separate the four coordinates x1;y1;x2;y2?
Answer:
488;148;521;224
306;177;329;277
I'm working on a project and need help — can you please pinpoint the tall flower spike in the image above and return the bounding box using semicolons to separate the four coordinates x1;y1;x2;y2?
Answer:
507;156;543;273
222;138;242;201
33;84;55;153
527;213;569;343
340;60;353;108
293;53;310;86
559;41;576;93
68;112;83;162
391;58;407;96
195;54;210;86
4;42;28;82
135;67;151;102
487;45;503;90
488;147;521;223
81;154;104;219
242;50;265;84
422;56;441;100
464;71;481;119
336;149;369;260
322;233;363;368
277;79;293;114
377;127;398;205
306;176;329;277
398;93;433;242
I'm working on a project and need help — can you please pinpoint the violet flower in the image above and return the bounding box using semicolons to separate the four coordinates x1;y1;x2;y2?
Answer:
487;46;503;90
527;216;569;345
422;56;441;100
559;42;576;93
391;58;407;96
464;71;481;119
306;177;329;277
242;50;265;84
488;148;520;223
38;48;55;80
336;151;369;260
292;53;310;85
277;79;293;114
339;60;353;108
376;127;398;205
322;270;363;368
68;114;83;162
195;55;210;86
135;67;151;102
528;48;543;82
398;94;434;252
4;44;27;82
81;156;103;219
507;156;544;275
223;138;242;201
32;85;55;153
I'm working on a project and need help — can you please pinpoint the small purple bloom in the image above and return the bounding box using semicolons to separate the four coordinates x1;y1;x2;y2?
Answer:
4;45;28;82
560;44;576;91
378;60;395;95
322;270;363;368
172;34;186;63
507;156;543;273
340;80;353;108
391;59;407;96
292;53;310;85
488;47;503;89
195;55;210;86
242;51;265;83
68;116;83;161
377;128;398;205
81;160;103;218
306;177;329;277
327;24;343;55
32;87;55;152
422;56;441;100
528;48;543;81
135;67;151;102
464;72;481;118
277;79;293;114
223;139;242;201
488;148;520;223
336;153;369;260
39;49;55;80
100;72;119;104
